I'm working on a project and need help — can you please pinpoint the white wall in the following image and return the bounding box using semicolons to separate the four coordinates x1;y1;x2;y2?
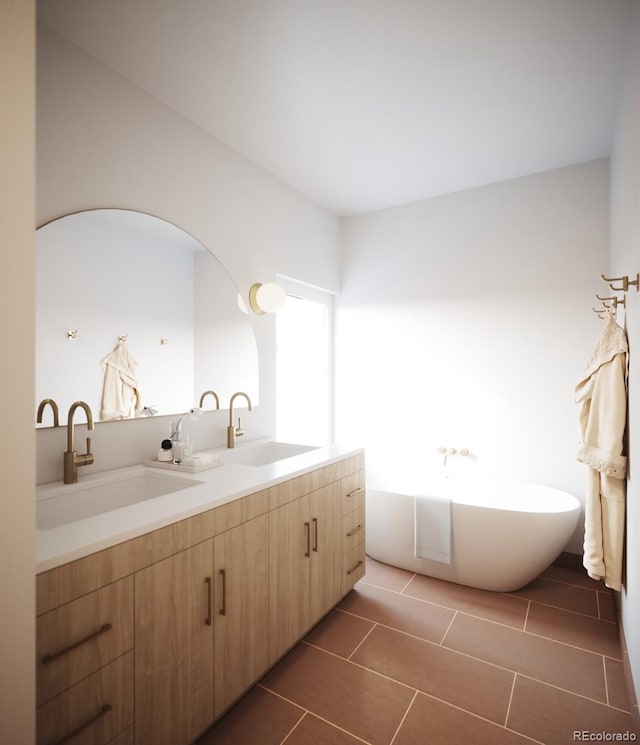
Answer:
610;0;640;717
335;159;610;553
36;25;340;482
0;1;36;742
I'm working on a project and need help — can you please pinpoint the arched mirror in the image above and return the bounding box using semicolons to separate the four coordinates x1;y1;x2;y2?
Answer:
35;209;259;426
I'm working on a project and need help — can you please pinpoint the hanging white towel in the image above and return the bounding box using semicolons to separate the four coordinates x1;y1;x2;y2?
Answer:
100;340;143;420
414;493;452;563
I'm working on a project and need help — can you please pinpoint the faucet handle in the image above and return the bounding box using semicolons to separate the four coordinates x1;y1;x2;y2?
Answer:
235;417;245;437
79;437;95;466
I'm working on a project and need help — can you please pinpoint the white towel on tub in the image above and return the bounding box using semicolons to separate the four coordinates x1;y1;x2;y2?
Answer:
414;493;452;563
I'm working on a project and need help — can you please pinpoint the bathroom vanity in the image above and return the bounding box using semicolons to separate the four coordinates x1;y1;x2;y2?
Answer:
35;444;365;745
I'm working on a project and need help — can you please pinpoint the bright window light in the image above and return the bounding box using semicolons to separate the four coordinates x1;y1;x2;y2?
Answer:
276;282;332;445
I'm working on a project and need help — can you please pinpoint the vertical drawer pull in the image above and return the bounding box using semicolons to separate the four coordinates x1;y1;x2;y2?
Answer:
346;487;364;498
205;577;213;626
304;521;311;557
219;569;226;617
347;559;364;575
40;623;113;665
346;524;363;537
50;703;112;745
312;517;318;552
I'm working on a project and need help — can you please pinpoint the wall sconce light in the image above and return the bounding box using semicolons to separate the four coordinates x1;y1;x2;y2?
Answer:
248;282;286;314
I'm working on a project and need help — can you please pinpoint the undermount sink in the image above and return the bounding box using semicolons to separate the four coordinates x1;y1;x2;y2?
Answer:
36;466;203;530
224;441;320;467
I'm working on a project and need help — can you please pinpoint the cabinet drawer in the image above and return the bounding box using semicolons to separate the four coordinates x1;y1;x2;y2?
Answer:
341;507;365;555
36;651;133;745
342;543;366;595
37;577;133;706
340;472;364;516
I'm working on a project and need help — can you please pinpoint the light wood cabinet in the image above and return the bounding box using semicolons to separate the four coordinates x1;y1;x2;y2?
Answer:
269;481;344;662
36;452;365;745
213;513;270;718
269;494;312;659
134;540;214;745
340;473;366;592
36;652;133;745
36;576;133;707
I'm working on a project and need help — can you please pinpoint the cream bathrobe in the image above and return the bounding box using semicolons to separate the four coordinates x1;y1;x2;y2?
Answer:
575;310;628;591
100;340;143;420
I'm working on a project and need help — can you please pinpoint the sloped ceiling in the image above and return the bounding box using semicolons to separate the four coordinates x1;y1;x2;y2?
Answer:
37;0;634;215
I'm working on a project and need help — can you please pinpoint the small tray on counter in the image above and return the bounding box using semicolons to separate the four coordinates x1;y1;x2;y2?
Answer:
144;455;225;474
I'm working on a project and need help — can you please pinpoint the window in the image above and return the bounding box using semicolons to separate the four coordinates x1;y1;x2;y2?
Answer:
275;279;333;445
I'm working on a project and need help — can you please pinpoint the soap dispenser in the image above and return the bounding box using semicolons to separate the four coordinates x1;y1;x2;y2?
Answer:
158;439;173;462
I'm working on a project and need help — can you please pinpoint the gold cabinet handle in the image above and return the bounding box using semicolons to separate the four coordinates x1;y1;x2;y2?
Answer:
346;487;364;498
304;521;311;557
312;517;318;552
40;623;112;665
50;703;112;745
347;559;364;575
219;569;226;617
205;577;213;626
346;524;363;537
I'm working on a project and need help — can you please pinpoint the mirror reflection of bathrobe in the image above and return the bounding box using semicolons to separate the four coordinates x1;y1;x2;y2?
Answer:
101;340;143;421
575;310;628;591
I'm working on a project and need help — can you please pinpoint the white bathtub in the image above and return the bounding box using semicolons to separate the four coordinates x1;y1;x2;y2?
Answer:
365;478;581;592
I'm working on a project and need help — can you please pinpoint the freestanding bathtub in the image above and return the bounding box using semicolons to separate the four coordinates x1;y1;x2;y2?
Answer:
366;477;581;592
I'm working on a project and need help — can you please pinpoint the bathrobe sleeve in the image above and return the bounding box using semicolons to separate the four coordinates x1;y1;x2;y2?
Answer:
575;312;628;591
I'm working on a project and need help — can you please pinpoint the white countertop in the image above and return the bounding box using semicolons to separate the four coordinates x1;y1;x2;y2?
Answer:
36;440;363;573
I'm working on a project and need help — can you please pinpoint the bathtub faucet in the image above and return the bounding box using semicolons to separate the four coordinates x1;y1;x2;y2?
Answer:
436;446;470;467
436;446;457;466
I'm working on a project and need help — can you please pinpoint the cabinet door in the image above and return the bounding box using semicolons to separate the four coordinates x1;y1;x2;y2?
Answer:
269;495;311;662
213;513;269;718
309;482;343;621
135;540;214;745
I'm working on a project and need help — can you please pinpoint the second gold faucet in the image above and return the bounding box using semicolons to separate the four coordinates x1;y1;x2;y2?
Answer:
64;401;95;483
227;392;252;448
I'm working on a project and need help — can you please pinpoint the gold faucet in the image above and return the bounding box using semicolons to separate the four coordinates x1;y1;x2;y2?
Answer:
37;398;59;427
227;392;252;448
64;401;95;484
199;390;220;409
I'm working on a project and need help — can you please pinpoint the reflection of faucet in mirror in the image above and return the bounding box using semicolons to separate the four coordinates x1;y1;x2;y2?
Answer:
227;392;252;448
37;398;59;427
199;390;220;410
64;401;95;484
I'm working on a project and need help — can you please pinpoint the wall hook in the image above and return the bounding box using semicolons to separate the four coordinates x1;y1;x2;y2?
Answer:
595;294;625;309
118;334;128;343
600;273;639;292
160;338;169;345
67;329;78;340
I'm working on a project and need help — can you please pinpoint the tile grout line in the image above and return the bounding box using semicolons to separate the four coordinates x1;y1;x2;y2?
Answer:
603;656;611;707
504;673;518;727
348;622;378;661
399;572;418;594
438;610;458;646
522;597;616;624
279;710;307;745
388;689;418;745
523;599;531;632
258;683;374;745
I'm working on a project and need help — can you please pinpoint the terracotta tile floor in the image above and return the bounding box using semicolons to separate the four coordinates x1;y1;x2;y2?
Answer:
198;556;635;745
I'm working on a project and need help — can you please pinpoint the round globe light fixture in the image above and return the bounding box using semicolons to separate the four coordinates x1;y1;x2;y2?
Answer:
249;282;286;314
